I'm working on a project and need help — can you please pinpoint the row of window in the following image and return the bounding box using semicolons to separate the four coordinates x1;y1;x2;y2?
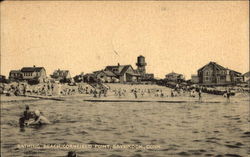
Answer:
11;72;40;77
23;73;33;76
204;76;226;81
204;70;226;76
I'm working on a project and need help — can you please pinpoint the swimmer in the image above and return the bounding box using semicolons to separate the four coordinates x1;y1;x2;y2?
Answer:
19;105;32;127
26;110;51;125
23;105;32;120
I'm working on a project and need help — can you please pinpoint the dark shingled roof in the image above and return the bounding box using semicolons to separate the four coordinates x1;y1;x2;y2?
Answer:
104;65;139;76
198;62;226;72
198;62;242;75
94;70;117;77
103;70;117;77
21;67;44;72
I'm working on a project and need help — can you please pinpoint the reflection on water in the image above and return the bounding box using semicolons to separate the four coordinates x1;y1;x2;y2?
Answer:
1;97;250;157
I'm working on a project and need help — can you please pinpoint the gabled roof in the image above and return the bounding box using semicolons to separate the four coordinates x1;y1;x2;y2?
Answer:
198;62;242;75
103;70;117;77
94;70;117;77
120;65;133;75
198;62;226;72
105;65;135;76
230;70;242;75
21;67;45;72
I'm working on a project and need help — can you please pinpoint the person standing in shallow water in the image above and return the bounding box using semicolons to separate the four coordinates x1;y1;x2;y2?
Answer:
198;88;202;102
23;105;32;120
19;105;32;127
226;89;231;103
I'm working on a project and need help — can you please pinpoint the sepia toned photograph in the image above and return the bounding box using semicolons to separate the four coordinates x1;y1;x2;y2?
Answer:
0;1;249;157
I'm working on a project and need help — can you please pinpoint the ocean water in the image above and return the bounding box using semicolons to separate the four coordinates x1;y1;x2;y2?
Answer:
1;96;249;157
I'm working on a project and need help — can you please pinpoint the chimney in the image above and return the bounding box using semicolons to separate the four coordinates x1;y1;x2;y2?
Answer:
118;63;120;67
33;65;36;67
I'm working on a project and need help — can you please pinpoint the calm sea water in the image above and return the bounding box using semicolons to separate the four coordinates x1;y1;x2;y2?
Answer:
1;96;250;157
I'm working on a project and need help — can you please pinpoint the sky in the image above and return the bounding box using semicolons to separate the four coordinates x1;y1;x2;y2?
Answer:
1;1;249;79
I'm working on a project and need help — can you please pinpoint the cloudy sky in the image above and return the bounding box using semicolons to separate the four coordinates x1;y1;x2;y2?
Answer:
1;1;249;78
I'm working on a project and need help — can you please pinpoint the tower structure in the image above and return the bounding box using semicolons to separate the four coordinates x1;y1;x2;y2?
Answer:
136;55;147;75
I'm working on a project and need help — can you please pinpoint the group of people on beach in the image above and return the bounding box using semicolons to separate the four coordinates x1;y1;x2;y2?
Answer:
111;88;166;99
95;84;232;103
110;87;188;99
92;88;108;98
0;82;98;97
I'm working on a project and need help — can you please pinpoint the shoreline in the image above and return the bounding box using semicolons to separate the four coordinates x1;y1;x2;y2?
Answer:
0;94;90;102
1;92;248;103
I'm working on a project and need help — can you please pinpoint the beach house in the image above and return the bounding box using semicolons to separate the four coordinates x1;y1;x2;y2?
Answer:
197;62;243;85
21;66;47;83
93;70;118;83
165;72;185;83
50;69;71;82
104;64;141;83
9;70;22;81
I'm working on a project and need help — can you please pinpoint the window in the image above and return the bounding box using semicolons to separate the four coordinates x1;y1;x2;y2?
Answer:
217;77;220;82
205;71;210;76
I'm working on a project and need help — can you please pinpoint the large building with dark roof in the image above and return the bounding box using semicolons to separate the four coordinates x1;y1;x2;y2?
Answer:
198;62;243;85
85;55;154;83
20;66;47;82
104;64;141;83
